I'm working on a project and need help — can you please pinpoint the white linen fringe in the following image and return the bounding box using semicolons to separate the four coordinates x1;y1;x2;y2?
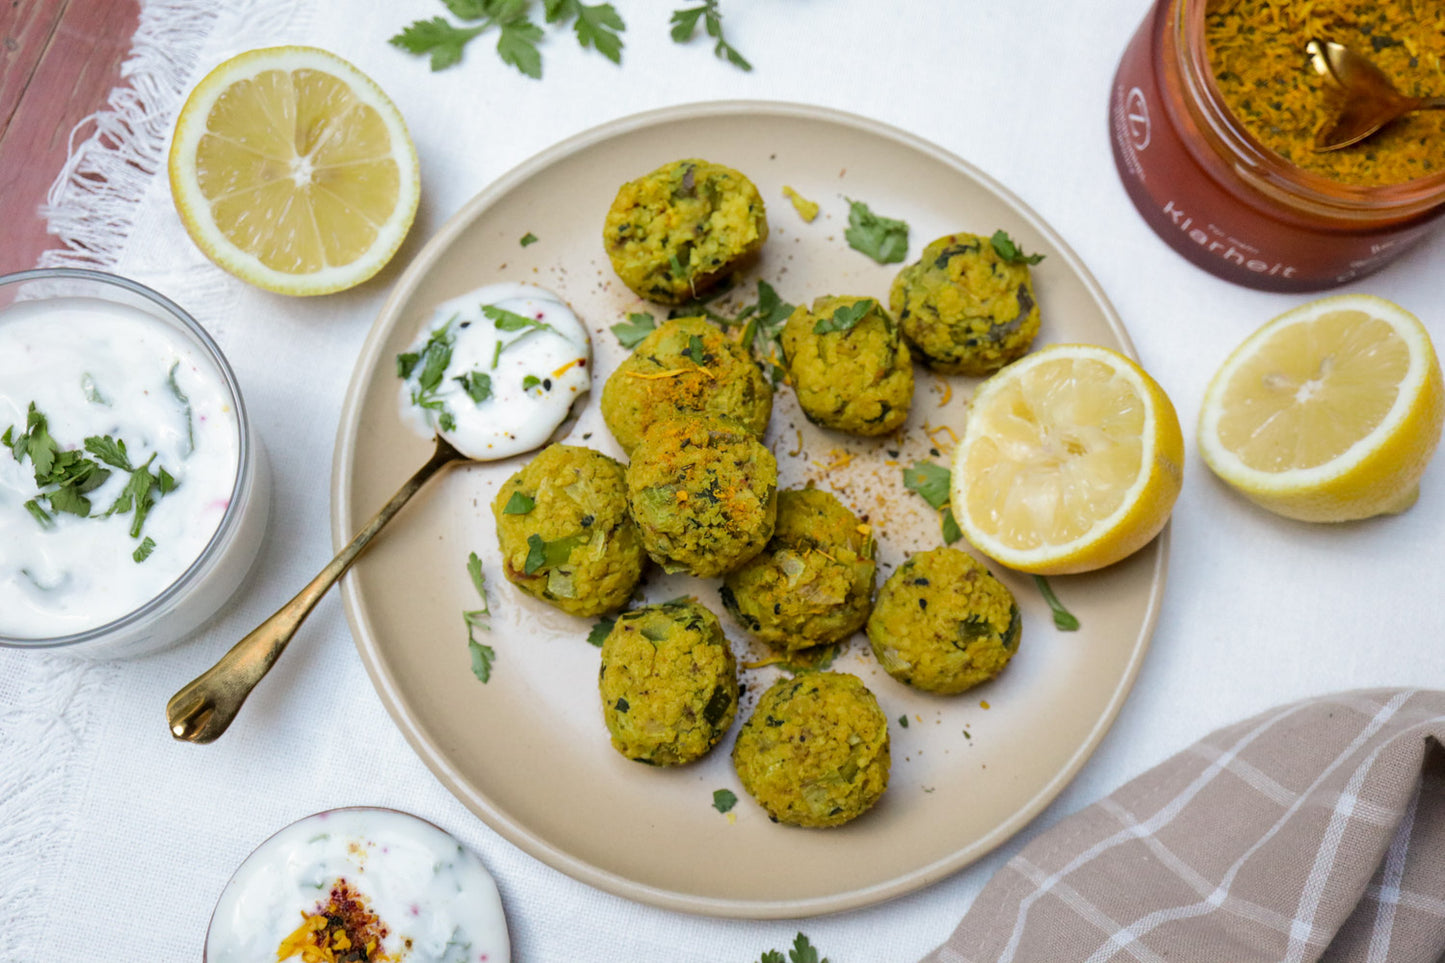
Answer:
37;0;223;271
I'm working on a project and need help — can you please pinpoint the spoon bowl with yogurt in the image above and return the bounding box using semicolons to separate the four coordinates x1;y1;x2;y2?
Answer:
167;283;591;743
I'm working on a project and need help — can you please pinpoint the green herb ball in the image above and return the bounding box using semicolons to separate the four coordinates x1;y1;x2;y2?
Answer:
603;158;768;305
599;598;739;765
600;315;772;455
866;547;1020;694
625;417;778;578
780;295;913;436
492;444;645;617
720;488;876;652
889;232;1041;376
732;672;890;828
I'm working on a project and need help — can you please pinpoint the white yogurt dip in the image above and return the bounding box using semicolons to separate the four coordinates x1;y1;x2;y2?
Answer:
0;296;241;639
205;808;510;963
396;282;590;459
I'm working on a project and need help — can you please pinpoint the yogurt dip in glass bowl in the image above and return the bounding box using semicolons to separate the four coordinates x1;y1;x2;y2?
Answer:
0;268;269;659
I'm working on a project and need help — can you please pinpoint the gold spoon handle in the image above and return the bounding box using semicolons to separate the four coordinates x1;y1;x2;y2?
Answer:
166;436;465;744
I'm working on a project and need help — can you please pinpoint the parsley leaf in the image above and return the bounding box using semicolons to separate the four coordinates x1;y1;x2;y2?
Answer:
756;933;829;963
1033;574;1081;631
396;351;421;378
519;231;538;246
84;435;132;471
550;0;624;63
497;18;545;77
670;0;751;71
712;788;737;813
611;312;657;349
464;551;496;682
941;506;963;545
844;197;909;264
812;298;875;335
902;461;952;510
991;229;1045;265
484;304;554;334
390;16;487;71
522;374;543;392
454;370;494;404
898;714;909;728
789;933;827;963
523;532;582;574
502;491;536;514
587;615;615;647
132;536;156;563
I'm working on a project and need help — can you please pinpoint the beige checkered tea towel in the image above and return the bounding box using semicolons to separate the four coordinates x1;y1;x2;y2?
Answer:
922;689;1445;963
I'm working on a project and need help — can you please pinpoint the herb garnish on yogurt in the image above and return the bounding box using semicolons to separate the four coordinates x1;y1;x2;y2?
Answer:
3;403;178;560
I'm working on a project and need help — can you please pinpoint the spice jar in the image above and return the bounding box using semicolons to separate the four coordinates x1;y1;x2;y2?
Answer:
1109;0;1445;291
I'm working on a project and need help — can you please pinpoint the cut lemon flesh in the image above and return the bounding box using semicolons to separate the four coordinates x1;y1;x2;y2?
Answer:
169;46;420;296
951;344;1184;575
1199;294;1443;522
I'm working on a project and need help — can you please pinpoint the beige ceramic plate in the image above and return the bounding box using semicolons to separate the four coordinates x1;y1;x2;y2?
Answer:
333;101;1166;918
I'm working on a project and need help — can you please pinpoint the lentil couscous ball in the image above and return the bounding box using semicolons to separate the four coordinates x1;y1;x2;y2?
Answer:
492;444;645;617
866;547;1020;694
624;417;778;578
603;158;768;305
599;598;739;766
780;295;913;436
601;315;772;455
731;671;890;828
720;488;876;652
889;232;1041;376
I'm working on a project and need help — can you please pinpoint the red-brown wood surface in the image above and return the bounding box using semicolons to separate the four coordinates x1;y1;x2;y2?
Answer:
1;0;140;275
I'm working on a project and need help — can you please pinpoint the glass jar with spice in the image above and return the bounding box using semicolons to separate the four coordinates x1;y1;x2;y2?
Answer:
1109;0;1445;291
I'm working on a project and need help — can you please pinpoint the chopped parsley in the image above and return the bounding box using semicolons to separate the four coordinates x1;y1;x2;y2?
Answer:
587;615;615;647
812;298;875;335
669;0;751;71
611;312;657;349
519;231;538;246
464;551;495;682
398;317;458;432
1033;575;1081;631
712;788;738;813
844;197;909;264
484;304;555;335
522;532;582;575
4;403;178;558
502;491;536;514
521;374;543;392
898;714;909;728
902;461;962;545
454;370;493;404
673;279;795;385
991;229;1045;265
132;536;157;563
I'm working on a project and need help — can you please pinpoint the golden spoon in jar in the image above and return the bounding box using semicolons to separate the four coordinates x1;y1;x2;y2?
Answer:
1309;39;1445;151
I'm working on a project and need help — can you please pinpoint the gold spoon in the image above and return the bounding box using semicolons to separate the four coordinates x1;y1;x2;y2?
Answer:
166;435;467;744
1309;39;1445;151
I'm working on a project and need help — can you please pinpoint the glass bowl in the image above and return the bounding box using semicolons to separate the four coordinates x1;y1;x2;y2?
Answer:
0;268;270;658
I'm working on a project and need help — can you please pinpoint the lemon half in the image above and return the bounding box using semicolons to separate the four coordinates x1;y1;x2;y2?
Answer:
169;46;420;296
951;344;1184;575
1198;294;1443;522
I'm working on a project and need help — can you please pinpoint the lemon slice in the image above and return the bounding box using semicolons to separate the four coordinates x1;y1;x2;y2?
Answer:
951;344;1184;575
169;46;420;296
1198;294;1444;522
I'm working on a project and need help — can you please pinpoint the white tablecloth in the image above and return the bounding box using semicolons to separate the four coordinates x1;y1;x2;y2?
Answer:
3;1;1444;960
